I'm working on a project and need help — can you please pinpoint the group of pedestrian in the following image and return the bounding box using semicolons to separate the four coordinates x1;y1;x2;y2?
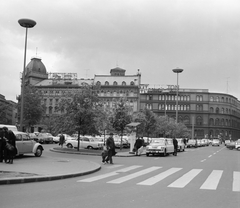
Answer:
102;133;116;164
0;126;16;164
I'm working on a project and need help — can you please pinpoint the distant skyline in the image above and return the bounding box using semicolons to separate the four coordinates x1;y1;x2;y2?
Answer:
0;0;239;101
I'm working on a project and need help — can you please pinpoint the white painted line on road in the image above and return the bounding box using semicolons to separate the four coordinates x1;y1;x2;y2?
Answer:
77;165;142;182
168;169;202;188
137;168;182;186
200;159;206;162
213;153;216;155
232;171;240;192
200;170;223;190
107;166;161;184
106;165;123;169
208;155;212;158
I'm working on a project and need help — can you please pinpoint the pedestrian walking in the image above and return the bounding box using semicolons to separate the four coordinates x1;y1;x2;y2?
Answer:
173;137;178;156
0;129;6;162
105;133;116;164
3;127;16;164
59;133;65;148
134;137;144;156
101;145;108;164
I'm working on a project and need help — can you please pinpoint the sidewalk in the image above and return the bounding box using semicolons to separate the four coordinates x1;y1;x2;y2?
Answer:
0;147;145;185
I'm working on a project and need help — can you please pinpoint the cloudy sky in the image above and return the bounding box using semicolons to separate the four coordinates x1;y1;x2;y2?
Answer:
0;0;239;101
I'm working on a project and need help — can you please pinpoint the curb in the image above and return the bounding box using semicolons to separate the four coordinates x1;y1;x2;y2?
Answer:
0;165;101;185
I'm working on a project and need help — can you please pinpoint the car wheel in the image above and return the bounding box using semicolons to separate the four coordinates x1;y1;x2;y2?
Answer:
35;147;43;157
237;147;240;151
87;146;93;149
146;153;149;157
67;143;73;148
183;148;185;151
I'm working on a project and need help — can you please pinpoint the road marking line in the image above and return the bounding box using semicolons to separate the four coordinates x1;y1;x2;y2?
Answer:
106;165;123;169
77;165;142;182
137;168;182;186
200;170;223;190
107;166;161;184
208;155;212;158
168;169;202;188
233;171;240;192
200;159;206;162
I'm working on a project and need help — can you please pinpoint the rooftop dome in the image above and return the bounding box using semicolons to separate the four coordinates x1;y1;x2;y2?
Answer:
25;57;47;75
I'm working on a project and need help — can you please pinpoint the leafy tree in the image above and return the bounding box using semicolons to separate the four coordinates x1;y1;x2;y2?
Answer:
0;102;11;124
111;97;132;149
21;86;45;132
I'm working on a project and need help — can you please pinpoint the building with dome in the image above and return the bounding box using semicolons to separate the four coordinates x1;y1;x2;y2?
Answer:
19;57;240;139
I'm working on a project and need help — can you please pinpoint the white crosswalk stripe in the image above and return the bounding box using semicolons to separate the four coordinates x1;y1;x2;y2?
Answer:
77;165;240;192
233;171;240;192
200;170;223;190
107;166;161;184
168;169;202;188
137;168;182;186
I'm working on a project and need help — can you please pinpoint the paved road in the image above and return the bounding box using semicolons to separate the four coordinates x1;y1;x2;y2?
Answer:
0;145;239;208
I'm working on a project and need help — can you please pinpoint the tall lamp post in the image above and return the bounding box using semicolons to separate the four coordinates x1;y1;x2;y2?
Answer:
172;67;183;123
18;19;36;131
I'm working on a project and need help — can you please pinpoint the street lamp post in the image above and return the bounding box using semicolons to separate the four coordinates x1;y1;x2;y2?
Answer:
18;19;36;131
172;67;183;123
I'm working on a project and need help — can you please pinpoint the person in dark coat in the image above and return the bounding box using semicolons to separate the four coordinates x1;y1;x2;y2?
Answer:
3;127;16;164
134;137;144;156
59;133;65;148
105;133;116;164
173;137;178;156
0;129;6;162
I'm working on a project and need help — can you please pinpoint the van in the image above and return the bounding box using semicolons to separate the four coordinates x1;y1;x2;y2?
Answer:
0;124;18;132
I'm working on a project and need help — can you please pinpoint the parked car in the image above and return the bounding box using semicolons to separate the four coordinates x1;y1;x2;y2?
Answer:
55;134;76;143
65;136;104;149
176;138;185;152
187;139;197;148
212;139;220;146
14;131;44;157
235;139;240;151
37;133;54;144
224;140;230;146
28;133;39;142
226;140;236;150
146;138;174;157
113;135;129;148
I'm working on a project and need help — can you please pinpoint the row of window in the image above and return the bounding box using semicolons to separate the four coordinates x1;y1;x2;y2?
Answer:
210;107;236;115
210;96;237;104
96;81;135;86
209;118;239;128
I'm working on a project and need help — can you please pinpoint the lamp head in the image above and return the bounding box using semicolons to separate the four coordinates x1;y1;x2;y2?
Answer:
172;67;184;74
18;19;36;28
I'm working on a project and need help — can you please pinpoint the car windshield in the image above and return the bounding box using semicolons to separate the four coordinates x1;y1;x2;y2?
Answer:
151;139;165;144
213;139;219;142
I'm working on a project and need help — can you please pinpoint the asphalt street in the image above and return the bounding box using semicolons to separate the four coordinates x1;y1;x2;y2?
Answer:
0;144;239;208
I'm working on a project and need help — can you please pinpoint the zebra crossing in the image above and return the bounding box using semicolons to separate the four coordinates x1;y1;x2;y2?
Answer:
77;165;240;192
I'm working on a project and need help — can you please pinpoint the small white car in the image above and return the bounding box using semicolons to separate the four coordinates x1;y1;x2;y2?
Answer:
177;138;185;152
212;139;220;146
235;139;240;151
14;131;44;157
66;136;104;149
146;138;174;157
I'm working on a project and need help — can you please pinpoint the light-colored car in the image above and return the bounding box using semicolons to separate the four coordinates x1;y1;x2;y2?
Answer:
235;139;240;150
224;140;230;146
212;139;220;146
36;133;54;144
14;131;44;157
113;135;129;148
187;139;197;148
177;138;185;152
66;136;104;149
146;138;174;157
54;134;76;143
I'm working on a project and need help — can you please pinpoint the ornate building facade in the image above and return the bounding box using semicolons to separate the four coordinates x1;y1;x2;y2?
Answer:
139;84;240;140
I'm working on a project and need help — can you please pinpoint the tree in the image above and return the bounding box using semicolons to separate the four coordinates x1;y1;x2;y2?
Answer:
20;85;45;132
0;102;11;124
57;84;101;150
111;97;132;149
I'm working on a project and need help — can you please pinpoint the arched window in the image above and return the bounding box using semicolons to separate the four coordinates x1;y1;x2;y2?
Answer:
184;95;187;101
221;119;225;126
184;116;190;124
215;118;219;126
179;116;183;123
122;81;126;86
196;116;202;125
216;107;219;114
105;81;109;85
216;96;219;102
221;108;224;114
130;81;135;85
209;118;214;126
113;81;118;85
221;97;224;102
187;95;190;101
210;107;214;113
96;81;101;85
210;96;214;102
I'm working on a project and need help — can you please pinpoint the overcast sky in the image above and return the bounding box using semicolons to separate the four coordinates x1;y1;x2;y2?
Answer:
0;0;239;102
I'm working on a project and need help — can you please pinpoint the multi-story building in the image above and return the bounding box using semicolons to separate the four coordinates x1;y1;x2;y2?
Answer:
0;94;17;125
139;84;240;140
21;57;240;139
